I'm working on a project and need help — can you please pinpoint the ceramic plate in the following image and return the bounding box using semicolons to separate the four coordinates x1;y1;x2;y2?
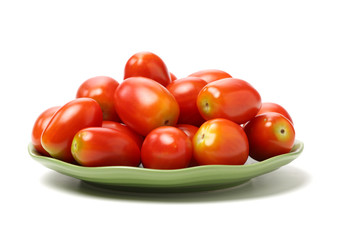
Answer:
28;140;304;193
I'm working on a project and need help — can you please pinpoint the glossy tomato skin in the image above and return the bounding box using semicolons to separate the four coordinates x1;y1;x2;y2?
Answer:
192;118;249;165
114;77;180;136
257;102;293;124
188;69;232;83
124;51;171;87
31;106;60;156
102;121;144;148
243;112;295;161
141;126;192;169
197;78;262;124
76;76;120;121
167;77;207;126
41;98;103;163
71;127;140;167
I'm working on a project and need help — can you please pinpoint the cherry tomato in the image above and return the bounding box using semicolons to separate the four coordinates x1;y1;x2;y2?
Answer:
141;126;192;169
188;69;232;83
124;51;171;87
167;77;207;126
176;124;199;167
102;121;144;148
41;98;103;163
257;102;293;124
71;127;141;167
76;76;120;121
31;106;60;156
243;112;295;161
197;78;262;124
192;118;249;165
114;77;180;136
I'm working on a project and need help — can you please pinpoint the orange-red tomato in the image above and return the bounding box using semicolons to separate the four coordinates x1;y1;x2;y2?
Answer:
197;78;262;124
114;77;180;136
71;127;141;167
124;51;171;87
167;77;207;126
243;112;295;161
141;126;192;169
188;69;232;83
76;76;120;121
192;118;249;165
257;102;293;124
41;98;103;163
102;121;144;148
31;106;60;156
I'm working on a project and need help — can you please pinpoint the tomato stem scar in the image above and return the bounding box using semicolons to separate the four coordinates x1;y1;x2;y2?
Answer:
203;101;210;112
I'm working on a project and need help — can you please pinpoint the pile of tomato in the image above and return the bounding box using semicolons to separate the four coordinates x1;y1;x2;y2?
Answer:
31;51;296;169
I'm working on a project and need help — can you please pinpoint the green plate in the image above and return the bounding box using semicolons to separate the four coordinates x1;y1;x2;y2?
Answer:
28;140;304;193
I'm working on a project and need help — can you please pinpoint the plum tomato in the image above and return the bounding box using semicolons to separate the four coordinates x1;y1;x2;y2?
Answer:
31;106;60;156
114;77;180;136
192;118;249;165
188;69;232;83
102;121;144;148
41;98;103;163
71;127;141;167
176;124;199;140
197;78;262;124
124;51;171;87
76;76;120;121
176;124;199;167
257;102;293;124
170;72;177;81
167;77;207;126
243;112;295;161
141;126;192;170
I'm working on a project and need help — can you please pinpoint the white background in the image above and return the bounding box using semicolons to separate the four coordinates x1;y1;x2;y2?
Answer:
1;0;340;239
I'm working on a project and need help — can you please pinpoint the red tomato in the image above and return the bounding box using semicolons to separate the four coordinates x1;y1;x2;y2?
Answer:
31;106;60;156
41;98;103;163
114;77;180;136
192;118;249;165
71;127;140;167
124;51;171;87
141;126;192;169
176;124;199;167
257;102;293;124
188;69;232;83
102;121;144;148
176;124;199;140
197;78;262;124
167;77;207;126
170;72;177;81
243;112;295;161
76;76;120;121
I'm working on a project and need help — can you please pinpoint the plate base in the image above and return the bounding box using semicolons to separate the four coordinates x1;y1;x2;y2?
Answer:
82;179;251;193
